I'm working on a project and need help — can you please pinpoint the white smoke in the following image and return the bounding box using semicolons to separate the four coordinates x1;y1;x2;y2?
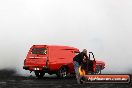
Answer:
0;0;132;75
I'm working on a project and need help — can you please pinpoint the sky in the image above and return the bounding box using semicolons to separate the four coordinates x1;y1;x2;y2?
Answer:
0;0;132;75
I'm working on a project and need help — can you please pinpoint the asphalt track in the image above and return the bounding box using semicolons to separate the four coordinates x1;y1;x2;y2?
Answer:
0;69;131;88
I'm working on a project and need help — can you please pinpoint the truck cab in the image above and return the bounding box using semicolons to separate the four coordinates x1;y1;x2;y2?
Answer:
83;52;105;74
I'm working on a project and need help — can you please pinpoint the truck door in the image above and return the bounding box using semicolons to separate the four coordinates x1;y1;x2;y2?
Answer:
28;47;48;67
88;52;96;72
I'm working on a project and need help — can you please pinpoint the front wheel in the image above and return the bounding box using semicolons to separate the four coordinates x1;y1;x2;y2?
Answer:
35;71;45;78
56;67;68;78
95;65;101;74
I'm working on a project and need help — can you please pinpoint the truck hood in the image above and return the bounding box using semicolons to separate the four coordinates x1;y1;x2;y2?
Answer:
96;60;105;64
95;60;105;69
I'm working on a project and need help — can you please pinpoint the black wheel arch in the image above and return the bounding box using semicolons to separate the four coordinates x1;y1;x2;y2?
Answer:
56;65;69;78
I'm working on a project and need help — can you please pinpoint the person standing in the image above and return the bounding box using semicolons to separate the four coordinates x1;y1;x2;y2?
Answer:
73;49;88;83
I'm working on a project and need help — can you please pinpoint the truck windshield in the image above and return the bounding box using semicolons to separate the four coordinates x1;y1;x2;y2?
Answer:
32;48;47;55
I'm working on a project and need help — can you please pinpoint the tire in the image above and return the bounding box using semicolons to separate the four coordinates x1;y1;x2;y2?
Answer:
35;71;45;78
57;66;68;78
96;65;101;74
79;76;86;84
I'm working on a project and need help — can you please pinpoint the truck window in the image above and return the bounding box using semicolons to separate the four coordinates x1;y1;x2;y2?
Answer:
31;48;47;55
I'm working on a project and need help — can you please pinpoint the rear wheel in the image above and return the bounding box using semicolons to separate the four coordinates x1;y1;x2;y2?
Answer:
57;67;68;78
35;71;45;78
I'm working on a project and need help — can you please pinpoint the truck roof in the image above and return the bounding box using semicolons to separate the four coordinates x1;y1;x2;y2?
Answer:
32;45;79;51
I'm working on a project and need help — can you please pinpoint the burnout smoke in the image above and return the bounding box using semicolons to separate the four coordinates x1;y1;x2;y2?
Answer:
0;0;132;75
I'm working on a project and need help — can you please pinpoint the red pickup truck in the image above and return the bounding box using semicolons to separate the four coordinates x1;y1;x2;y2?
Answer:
23;45;105;78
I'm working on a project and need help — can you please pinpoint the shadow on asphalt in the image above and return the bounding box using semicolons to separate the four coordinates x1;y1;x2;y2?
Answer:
0;69;131;88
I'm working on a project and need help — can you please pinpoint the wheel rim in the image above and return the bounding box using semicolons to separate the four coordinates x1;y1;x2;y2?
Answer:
96;65;101;74
59;67;67;77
